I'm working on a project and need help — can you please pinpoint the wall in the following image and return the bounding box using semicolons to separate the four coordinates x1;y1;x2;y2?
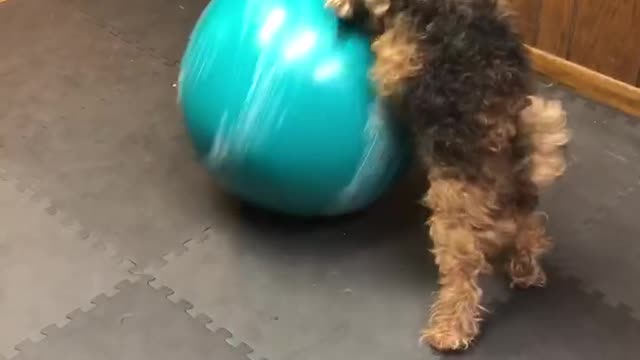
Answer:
510;0;640;87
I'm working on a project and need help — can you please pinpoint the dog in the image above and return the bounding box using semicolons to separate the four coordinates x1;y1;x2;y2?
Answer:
325;0;570;351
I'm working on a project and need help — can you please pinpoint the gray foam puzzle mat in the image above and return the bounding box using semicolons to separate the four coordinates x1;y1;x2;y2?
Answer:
451;273;640;360
149;225;441;360
0;170;132;359
59;0;210;66
0;0;221;271
2;0;640;358
11;278;252;360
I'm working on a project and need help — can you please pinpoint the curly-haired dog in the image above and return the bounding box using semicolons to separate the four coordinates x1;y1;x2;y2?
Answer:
325;0;570;351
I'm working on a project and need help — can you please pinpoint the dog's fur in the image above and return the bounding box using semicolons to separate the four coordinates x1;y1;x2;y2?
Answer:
325;0;570;351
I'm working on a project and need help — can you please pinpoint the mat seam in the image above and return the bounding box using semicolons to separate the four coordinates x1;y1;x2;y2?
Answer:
57;0;179;67
555;176;640;320
142;227;269;360
539;85;640;320
8;276;253;360
0;168;137;360
144;274;258;360
0;165;212;275
528;266;639;325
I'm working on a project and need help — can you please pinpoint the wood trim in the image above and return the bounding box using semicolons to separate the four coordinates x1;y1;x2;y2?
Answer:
527;45;640;117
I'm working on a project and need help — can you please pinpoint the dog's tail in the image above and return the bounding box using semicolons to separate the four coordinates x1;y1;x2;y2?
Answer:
517;96;571;189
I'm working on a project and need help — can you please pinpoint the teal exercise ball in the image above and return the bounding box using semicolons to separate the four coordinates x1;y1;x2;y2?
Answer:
179;0;410;216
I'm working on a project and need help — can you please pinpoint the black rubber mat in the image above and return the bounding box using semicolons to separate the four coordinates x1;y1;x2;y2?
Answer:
60;0;210;65
451;272;640;360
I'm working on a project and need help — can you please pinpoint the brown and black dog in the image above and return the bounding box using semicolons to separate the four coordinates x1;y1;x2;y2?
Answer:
325;0;570;351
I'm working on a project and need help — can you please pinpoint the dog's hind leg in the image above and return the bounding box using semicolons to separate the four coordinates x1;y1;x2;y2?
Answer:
507;97;569;288
507;211;551;288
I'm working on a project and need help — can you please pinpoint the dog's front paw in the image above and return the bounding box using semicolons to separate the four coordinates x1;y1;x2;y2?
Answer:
420;325;475;352
325;0;354;18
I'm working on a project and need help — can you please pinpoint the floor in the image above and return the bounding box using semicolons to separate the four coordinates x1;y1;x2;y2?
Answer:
1;0;640;359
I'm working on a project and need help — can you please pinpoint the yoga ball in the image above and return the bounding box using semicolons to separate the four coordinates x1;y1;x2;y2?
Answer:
179;0;410;216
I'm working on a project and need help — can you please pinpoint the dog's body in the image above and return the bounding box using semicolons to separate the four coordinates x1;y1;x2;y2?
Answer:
325;0;570;351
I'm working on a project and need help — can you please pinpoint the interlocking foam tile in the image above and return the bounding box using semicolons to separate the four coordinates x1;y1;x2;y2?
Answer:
537;84;640;236
61;0;209;65
146;170;515;360
0;0;222;271
0;171;131;359
150;230;438;360
444;273;640;360
534;84;640;318
12;278;252;360
553;184;640;319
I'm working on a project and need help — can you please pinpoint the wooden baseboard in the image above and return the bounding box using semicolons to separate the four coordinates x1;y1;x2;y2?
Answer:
526;45;640;117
